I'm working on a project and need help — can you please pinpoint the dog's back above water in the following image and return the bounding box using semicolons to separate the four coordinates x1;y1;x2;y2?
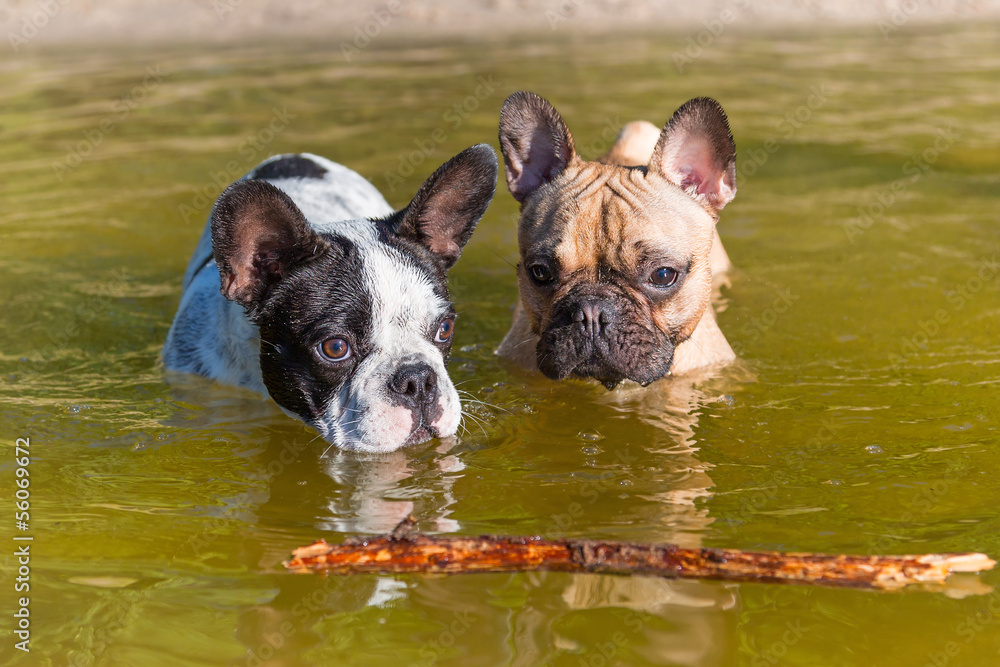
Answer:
163;146;498;452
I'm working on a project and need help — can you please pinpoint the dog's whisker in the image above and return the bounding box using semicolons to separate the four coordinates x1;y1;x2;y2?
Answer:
510;336;536;351
488;248;518;269
458;395;510;414
460;411;488;438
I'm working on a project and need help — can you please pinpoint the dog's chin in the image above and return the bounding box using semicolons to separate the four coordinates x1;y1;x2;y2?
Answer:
309;409;445;453
403;424;439;448
571;363;629;390
319;424;441;454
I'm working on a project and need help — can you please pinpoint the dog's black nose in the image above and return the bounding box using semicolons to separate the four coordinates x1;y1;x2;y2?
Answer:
573;301;611;338
389;363;438;411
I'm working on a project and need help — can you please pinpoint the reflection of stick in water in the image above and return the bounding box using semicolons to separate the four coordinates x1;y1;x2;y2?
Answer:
284;516;995;591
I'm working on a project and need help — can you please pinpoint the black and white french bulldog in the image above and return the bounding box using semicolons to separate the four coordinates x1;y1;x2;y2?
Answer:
163;146;498;452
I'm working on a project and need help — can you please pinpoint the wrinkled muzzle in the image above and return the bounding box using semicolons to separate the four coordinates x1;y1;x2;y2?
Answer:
536;290;675;389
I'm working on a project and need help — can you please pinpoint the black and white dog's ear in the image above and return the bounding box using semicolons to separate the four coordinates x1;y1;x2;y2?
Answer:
649;97;737;213
211;179;328;311
389;143;498;270
498;91;576;203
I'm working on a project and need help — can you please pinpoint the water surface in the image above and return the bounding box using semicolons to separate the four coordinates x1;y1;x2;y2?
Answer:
1;24;999;666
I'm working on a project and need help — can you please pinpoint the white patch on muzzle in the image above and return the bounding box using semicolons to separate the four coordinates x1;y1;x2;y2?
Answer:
313;226;461;453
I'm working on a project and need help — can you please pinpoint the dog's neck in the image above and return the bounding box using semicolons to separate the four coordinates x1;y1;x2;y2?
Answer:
668;308;734;375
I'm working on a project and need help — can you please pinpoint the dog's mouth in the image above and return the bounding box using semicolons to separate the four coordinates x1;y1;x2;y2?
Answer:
537;324;674;390
404;422;439;447
570;362;629;390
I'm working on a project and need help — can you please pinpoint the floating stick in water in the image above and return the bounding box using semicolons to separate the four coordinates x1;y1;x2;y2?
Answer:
284;516;995;591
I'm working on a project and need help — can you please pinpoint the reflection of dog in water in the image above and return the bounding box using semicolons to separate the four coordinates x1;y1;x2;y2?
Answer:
230;372;738;666
555;376;738;665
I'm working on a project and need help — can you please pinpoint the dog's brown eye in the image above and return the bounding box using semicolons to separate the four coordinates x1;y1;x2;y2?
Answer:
435;318;455;343
649;267;679;287
529;264;553;284
319;338;351;361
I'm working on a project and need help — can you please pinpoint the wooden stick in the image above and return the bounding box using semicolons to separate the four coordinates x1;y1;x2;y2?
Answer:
283;516;995;591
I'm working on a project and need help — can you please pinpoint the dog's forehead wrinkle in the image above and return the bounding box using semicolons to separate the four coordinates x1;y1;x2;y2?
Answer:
561;163;600;196
575;168;608;200
604;172;646;210
554;184;650;275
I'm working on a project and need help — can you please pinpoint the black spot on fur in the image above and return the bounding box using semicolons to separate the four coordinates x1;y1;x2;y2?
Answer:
253;155;328;180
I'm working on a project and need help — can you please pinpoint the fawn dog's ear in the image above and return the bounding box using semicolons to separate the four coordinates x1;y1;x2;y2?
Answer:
649;97;737;213
499;91;577;203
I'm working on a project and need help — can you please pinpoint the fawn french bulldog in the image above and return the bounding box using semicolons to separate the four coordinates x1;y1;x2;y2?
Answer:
495;91;738;389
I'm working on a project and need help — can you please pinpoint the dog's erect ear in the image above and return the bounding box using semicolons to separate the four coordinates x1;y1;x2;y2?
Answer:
211;179;328;311
498;91;576;203
389;143;498;270
649;97;737;213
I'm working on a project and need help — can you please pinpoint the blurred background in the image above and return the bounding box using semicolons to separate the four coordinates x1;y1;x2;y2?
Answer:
2;0;999;46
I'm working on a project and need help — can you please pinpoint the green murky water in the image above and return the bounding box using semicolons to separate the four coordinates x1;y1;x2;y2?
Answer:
2;23;999;667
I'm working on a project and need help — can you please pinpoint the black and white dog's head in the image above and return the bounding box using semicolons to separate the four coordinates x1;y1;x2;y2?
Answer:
210;145;497;452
